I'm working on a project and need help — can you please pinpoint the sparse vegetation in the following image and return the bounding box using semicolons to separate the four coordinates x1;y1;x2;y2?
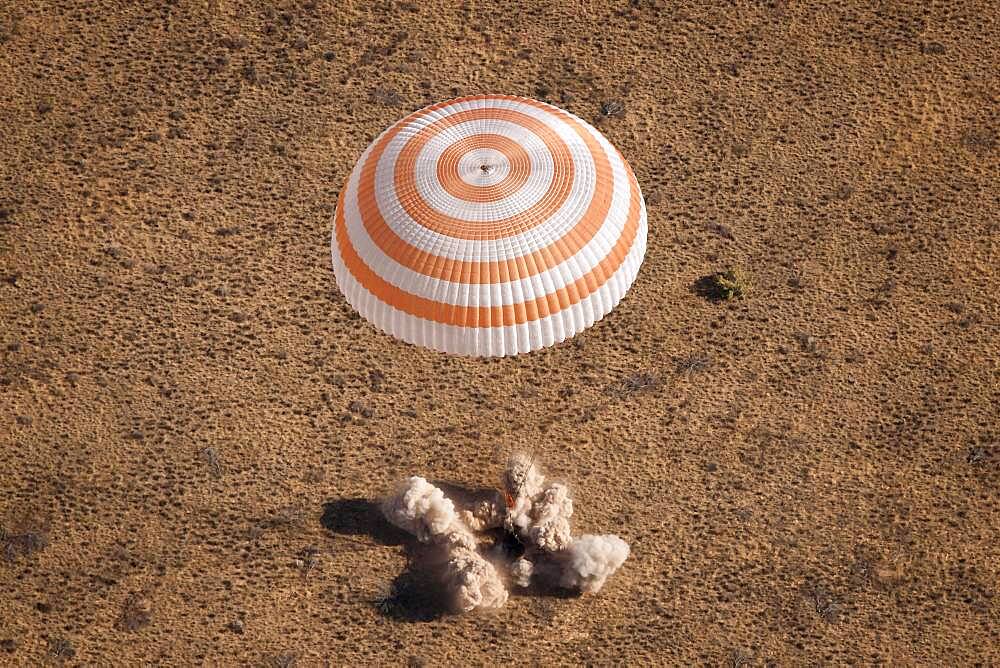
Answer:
695;268;751;301
48;637;74;660
348;400;374;418
802;582;841;624
795;332;819;353
1;519;48;562
370;86;402;107
967;445;997;465
960;127;996;152
118;593;152;631
609;369;662;397
268;653;298;668
296;546;320;578
200;447;223;477
248;507;304;540
728;649;753;668
517;383;539;399
303;467;325;484
675;354;711;377
373;581;399;614
713;267;751;300
600;100;625;118
707;222;735;240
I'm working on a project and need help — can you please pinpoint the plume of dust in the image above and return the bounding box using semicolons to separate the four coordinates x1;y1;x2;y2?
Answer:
501;454;629;594
459;494;505;532
503;453;573;553
442;545;509;612
381;476;459;541
382;477;508;612
557;534;631;593
510;557;534;588
381;456;630;609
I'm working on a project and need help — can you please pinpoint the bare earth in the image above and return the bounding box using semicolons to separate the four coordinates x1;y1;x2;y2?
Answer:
1;1;998;665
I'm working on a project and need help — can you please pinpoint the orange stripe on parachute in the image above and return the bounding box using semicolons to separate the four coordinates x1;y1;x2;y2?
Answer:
435;134;531;203
334;157;641;328
349;97;615;285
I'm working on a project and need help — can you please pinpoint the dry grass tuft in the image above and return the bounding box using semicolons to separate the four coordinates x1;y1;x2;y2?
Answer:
118;593;152;631
267;653;298;668
608;369;662;397
1;518;49;562
675;354;711;377
373;581;399;614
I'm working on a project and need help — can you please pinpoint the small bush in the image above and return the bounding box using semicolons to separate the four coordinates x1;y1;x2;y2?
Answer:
713;268;751;300
695;268;751;301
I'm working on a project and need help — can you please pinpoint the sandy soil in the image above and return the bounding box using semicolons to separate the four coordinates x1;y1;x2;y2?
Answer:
1;0;998;665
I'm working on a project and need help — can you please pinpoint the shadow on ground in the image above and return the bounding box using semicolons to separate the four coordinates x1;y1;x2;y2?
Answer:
692;273;726;301
321;496;450;622
320;497;409;546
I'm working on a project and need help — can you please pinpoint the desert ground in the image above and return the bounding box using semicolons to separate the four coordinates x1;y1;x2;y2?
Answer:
1;0;998;665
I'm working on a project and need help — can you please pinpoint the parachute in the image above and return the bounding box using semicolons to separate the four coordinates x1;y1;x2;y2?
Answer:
332;94;647;356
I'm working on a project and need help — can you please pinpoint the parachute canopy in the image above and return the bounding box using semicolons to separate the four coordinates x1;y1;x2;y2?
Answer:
332;94;647;356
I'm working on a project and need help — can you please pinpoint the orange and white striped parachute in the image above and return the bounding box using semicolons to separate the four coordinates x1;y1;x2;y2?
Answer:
331;94;647;356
